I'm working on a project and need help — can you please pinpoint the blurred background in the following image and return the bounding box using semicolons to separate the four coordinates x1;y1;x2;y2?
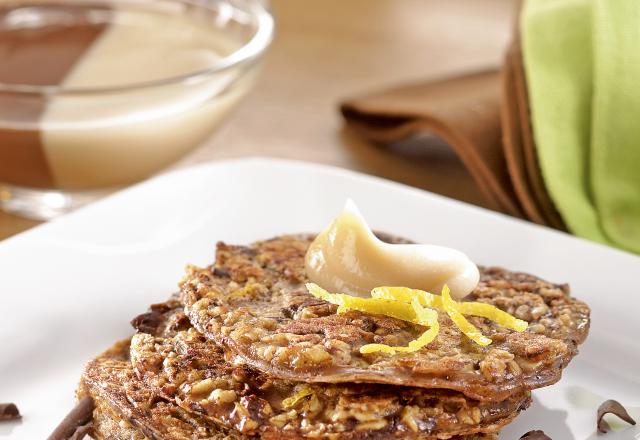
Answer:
0;0;515;239
177;0;514;208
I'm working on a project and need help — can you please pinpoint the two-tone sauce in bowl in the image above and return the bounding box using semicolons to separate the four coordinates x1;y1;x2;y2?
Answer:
0;0;273;219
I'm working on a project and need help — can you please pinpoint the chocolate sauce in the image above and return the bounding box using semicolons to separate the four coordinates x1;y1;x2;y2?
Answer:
0;2;253;192
0;4;108;188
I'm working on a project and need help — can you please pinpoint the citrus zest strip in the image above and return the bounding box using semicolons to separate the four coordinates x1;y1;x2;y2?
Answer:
441;285;492;346
307;283;438;354
360;297;440;354
372;286;442;308
306;282;527;353
372;286;527;332
282;386;314;408
307;283;417;323
456;302;528;332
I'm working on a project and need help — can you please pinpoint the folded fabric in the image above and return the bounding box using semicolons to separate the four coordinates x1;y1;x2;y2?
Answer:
340;71;525;219
340;0;640;253
501;36;566;229
522;0;640;253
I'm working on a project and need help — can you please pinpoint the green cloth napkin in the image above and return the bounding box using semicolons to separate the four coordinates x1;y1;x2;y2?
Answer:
522;0;640;253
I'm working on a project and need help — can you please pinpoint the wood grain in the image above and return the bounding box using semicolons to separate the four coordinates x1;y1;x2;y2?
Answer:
0;0;515;240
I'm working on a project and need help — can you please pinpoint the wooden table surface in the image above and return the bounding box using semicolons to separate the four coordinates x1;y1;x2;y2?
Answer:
0;0;515;240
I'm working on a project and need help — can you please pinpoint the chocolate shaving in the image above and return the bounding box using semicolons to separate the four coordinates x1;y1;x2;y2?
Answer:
597;399;636;433
68;421;92;440
131;310;164;334
47;396;94;440
0;403;21;421
519;430;552;439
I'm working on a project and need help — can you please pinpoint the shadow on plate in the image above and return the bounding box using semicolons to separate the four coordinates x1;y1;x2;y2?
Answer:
567;385;640;440
499;395;573;440
0;417;22;436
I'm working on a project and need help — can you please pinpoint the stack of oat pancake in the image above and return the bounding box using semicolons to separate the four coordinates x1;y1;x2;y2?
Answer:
78;235;590;439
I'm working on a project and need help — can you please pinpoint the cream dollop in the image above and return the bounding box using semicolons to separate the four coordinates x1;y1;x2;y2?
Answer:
305;200;479;300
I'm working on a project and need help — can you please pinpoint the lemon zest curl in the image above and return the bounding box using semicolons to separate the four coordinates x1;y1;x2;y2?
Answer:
306;282;527;355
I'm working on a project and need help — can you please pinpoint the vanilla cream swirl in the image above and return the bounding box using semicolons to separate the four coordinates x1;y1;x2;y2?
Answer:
305;200;479;300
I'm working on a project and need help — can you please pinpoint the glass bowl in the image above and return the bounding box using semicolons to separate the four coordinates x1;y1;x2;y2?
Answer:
0;0;273;219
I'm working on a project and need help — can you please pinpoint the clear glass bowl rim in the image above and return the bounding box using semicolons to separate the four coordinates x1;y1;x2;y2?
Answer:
0;0;274;96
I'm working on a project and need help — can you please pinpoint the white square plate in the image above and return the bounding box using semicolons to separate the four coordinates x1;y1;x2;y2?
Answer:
1;158;639;440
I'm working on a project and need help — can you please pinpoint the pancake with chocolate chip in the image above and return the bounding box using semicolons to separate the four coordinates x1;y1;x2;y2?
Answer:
180;234;590;402
81;337;515;440
128;302;530;439
79;340;245;440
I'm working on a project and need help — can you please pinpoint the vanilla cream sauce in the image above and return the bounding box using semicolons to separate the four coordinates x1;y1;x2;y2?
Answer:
305;200;480;300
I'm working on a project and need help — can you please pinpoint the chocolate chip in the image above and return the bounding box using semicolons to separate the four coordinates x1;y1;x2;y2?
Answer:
213;267;230;278
149;300;174;313
130;310;164;334
519;431;552;439
281;304;299;319
47;396;94;440
241;395;269;422
0;403;20;421
168;312;190;331
597;399;636;433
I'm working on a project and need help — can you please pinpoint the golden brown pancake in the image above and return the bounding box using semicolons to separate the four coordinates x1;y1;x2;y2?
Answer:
180;234;589;402
81;339;512;440
128;302;530;439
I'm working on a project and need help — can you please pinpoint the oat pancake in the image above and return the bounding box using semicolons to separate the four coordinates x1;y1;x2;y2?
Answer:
81;339;509;440
180;235;590;402
129;303;530;439
79;340;244;440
